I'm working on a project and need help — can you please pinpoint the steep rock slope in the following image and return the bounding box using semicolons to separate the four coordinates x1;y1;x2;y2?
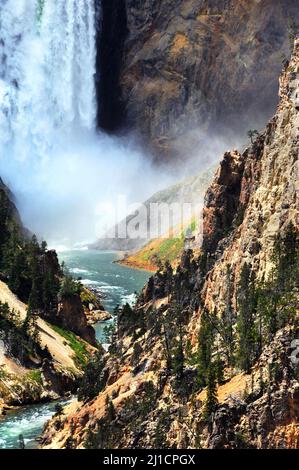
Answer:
0;180;97;411
121;0;299;160
41;41;298;450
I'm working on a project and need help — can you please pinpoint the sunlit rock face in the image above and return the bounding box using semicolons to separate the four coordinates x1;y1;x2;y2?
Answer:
121;0;299;161
40;39;299;452
201;38;299;314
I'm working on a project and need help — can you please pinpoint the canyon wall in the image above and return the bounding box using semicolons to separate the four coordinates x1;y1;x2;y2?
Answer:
40;39;299;450
118;0;299;160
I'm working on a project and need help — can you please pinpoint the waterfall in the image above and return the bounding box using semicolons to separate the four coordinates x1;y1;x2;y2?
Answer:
0;1;168;247
0;0;97;162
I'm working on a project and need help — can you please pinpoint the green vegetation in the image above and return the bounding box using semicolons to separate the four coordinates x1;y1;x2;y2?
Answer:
124;219;197;270
0;182;94;365
0;349;44;404
139;234;185;267
0;301;49;366
83;380;158;449
196;222;299;383
236;263;257;373
247;129;259;144
203;365;218;421
78;350;105;401
236;222;298;372
153;408;171;449
51;324;90;368
80;287;99;308
59;270;82;299
0;216;60;319
25;370;43;385
156;235;185;261
197;309;214;388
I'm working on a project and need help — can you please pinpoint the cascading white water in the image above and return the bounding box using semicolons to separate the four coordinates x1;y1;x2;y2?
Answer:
0;0;171;247
0;0;97;162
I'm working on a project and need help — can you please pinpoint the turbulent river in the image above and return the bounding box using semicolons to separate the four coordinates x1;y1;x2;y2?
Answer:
0;250;151;449
58;250;151;342
0;399;72;449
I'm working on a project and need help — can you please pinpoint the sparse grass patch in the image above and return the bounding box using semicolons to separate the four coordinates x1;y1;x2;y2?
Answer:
26;370;43;385
51;325;91;368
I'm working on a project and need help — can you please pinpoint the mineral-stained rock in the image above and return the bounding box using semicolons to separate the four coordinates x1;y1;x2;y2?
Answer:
121;0;299;161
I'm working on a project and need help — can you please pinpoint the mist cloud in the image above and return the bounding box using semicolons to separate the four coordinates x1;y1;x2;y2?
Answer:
0;129;178;248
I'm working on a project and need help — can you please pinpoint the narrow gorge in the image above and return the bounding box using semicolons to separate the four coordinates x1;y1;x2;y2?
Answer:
39;37;299;450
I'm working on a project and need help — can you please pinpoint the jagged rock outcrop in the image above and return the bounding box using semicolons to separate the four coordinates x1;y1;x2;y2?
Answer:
40;40;299;450
203;326;299;449
57;295;97;346
200;39;299;314
121;0;299;160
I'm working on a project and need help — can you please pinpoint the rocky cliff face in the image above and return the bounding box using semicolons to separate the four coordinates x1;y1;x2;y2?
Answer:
57;295;97;346
200;39;298;314
40;41;298;450
120;0;299;161
0;178;21;223
0;178;29;250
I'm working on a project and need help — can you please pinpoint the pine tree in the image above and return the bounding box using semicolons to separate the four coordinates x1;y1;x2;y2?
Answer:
42;266;59;318
275;222;298;292
247;129;259;144
173;323;185;380
78;350;105;401
131;342;142;368
106;396;116;421
203;364;218;421
221;264;235;364
236;263;257;373
256;223;298;344
197;309;214;388
214;353;225;385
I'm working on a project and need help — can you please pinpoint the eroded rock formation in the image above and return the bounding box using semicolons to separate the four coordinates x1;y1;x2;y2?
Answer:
40;39;299;450
120;0;299;160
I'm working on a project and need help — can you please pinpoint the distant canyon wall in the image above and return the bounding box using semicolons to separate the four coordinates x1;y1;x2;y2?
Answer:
98;0;299;162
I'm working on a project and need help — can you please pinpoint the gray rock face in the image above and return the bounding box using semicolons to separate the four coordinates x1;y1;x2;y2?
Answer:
121;0;299;161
